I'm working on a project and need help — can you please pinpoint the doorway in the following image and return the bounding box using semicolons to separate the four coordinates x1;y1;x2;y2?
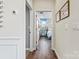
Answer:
35;11;53;48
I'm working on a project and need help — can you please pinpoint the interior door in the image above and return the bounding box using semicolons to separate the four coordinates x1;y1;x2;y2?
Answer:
26;6;30;50
0;0;25;59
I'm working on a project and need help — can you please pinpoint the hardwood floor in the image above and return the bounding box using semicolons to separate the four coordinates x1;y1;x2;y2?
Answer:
26;37;58;59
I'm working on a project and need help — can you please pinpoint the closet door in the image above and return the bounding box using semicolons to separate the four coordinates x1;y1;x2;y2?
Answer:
0;0;25;59
26;6;30;50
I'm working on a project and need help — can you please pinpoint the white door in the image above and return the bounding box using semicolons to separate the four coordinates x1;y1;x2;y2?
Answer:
26;6;30;50
0;0;25;59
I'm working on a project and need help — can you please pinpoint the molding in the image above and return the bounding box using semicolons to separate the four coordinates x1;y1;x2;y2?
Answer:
35;11;52;12
26;47;36;52
52;48;61;59
0;38;20;40
30;47;36;52
26;0;32;10
0;44;17;59
26;48;30;51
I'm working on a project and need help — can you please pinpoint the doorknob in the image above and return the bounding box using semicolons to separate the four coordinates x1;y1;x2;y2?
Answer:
12;10;17;15
29;31;31;34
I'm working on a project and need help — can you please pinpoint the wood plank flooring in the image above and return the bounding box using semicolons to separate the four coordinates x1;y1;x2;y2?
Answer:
26;37;58;59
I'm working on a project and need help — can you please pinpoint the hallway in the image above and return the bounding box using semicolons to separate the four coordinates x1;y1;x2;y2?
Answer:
0;0;79;59
26;0;79;59
27;37;58;59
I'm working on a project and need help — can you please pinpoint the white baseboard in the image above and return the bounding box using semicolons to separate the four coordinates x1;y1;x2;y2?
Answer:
52;48;61;59
30;48;36;52
26;48;30;51
26;48;36;52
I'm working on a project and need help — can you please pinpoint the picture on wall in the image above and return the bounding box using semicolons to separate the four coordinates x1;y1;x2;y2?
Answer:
60;0;70;20
56;11;61;22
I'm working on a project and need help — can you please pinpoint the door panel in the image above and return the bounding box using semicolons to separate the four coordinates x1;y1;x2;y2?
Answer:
0;38;24;59
0;0;25;36
0;0;25;59
26;6;30;49
0;45;17;59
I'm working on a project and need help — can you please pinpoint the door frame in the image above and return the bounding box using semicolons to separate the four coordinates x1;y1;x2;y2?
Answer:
26;0;33;51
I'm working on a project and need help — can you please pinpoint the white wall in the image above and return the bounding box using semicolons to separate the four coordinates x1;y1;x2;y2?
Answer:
33;12;38;50
55;0;79;59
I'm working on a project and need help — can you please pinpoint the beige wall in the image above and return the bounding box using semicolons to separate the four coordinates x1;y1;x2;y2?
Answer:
55;0;79;59
33;0;53;11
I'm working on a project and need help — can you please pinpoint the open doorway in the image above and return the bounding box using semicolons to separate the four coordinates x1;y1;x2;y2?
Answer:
35;11;53;49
